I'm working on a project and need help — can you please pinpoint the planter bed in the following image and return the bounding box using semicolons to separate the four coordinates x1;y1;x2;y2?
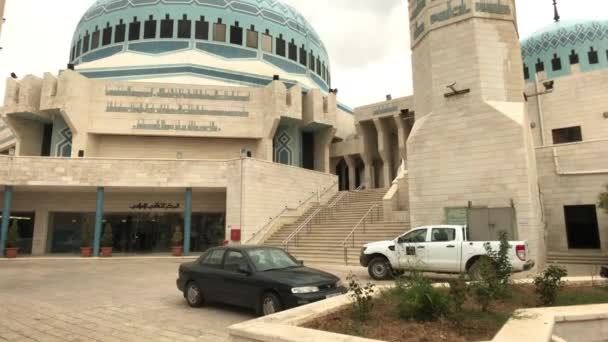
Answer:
304;284;608;342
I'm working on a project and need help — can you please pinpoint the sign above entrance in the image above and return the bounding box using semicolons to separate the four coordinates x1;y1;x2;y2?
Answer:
129;202;182;210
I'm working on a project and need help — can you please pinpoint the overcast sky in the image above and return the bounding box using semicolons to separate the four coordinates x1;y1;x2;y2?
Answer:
0;0;606;107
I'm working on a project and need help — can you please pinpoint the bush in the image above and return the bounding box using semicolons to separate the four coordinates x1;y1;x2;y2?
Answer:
6;220;20;248
600;185;608;214
171;226;183;246
471;232;513;311
81;220;92;247
448;276;469;313
347;273;375;321
534;265;568;306
101;223;113;247
396;272;451;322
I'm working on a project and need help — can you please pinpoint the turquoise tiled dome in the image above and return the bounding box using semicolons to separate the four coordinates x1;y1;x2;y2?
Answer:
69;0;331;91
521;19;608;81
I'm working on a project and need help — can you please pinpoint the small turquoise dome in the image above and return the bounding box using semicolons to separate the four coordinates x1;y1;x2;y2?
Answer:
69;0;331;91
521;19;608;81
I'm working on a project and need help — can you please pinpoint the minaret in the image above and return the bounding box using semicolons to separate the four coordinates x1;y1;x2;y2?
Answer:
406;0;545;266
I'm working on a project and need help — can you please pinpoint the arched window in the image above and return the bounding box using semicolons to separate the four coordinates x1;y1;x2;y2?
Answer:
246;25;258;49
195;16;209;40
551;53;562;71
288;39;297;61
309;50;315;70
115;19;126;43
569;49;579;65
299;44;307;66
322;62;326;80
588;47;599;64
70;45;75;61
91;26;100;50
276;34;286;57
102;23;113;46
213;18;226;42
144;15;157;39
523;64;529;80
76;38;82;57
129;17;141;41
82;31;90;54
316;57;321;75
178;15;191;39
535;58;544;73
160;14;174;38
261;29;272;53
230;21;243;45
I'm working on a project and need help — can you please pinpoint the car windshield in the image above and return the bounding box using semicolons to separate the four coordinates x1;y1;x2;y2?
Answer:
246;248;299;272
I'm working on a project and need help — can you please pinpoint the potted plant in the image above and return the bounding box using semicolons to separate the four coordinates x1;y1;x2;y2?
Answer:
80;220;93;257
171;226;183;257
101;223;113;257
5;220;20;258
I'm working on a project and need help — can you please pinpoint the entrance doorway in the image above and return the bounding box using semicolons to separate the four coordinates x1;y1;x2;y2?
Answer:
564;205;601;249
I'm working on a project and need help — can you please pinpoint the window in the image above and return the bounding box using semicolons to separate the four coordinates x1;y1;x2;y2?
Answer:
160;14;174;38
223;250;249;273
276;34;286;57
230;21;243;45
102;23;112;46
288;39;297;61
551;53;562;71
115;19;126;43
322;62;326;80
76;38;82;57
247;248;299;272
569;49;579;65
299;44;307;66
195;16;209;40
246;25;258;49
70;45;75;61
202;249;225;267
144;15;157;39
535;58;544;73
178;15;191;39
261;30;272;53
91;27;100;50
431;228;456;242
316;57;321;75
399;229;428;243
552;126;582;144
83;31;90;54
129;17;141;41
309;50;315;70
588;47;599;64
213;18;226;42
523;64;530;80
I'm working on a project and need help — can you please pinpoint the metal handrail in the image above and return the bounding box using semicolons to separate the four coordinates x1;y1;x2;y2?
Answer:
282;206;323;250
341;204;381;264
247;181;338;243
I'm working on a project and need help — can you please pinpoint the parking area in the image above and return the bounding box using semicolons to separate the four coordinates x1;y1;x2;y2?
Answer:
0;258;382;342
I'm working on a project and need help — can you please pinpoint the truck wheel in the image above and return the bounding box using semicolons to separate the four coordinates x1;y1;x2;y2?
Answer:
468;258;495;281
368;257;392;280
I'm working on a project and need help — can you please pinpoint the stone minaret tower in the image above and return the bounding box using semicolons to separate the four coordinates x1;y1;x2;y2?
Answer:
406;0;545;266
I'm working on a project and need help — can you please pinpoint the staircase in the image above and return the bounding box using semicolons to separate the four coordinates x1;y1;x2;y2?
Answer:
548;252;608;265
263;189;410;265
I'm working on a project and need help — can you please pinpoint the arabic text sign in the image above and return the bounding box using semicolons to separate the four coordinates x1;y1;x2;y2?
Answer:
130;202;182;210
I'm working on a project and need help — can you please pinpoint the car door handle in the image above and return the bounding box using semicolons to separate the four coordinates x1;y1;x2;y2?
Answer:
446;245;456;248
417;246;425;249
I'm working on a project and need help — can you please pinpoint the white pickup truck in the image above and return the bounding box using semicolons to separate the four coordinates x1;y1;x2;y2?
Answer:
359;225;535;280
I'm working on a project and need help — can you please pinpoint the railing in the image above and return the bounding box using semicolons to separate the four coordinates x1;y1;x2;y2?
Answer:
341;204;381;265
282;207;324;250
246;181;339;244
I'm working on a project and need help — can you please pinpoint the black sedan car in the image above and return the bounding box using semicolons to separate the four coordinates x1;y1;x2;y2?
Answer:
176;246;346;316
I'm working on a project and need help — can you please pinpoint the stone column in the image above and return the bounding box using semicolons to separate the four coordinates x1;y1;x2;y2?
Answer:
0;186;13;257
314;127;336;173
393;113;409;164
93;187;104;257
184;188;192;256
373;118;393;188
31;210;49;256
361;155;374;189
343;155;357;191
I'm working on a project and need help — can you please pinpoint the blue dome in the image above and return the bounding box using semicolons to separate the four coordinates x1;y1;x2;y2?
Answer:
69;0;331;91
521;19;608;81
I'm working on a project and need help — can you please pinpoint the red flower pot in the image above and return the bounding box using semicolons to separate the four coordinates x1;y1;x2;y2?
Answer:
101;247;113;257
172;246;183;257
80;247;93;258
5;248;18;259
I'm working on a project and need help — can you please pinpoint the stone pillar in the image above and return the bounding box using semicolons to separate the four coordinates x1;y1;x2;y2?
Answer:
314;127;336;173
0;186;13;257
184;187;193;256
393;114;408;164
343;155;357;191
373;118;393;188
31;210;49;256
93;187;104;257
361;155;374;189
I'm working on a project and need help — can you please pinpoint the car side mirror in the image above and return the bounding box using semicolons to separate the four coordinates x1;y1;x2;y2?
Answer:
238;264;252;275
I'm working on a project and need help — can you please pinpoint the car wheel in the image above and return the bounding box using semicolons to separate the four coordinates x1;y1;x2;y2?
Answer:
185;281;204;307
258;292;283;316
368;257;392;280
468;258;495;281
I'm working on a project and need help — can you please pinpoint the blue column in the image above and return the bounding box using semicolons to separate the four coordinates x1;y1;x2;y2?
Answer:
0;186;14;257
184;188;192;256
93;187;104;257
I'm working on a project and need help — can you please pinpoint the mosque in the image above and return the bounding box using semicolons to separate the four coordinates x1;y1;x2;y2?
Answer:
0;0;605;269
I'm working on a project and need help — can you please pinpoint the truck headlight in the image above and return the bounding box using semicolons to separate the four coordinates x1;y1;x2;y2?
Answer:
291;286;320;294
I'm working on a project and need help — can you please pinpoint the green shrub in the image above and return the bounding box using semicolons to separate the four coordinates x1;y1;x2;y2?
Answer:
600;185;608;214
448;276;469;312
486;231;513;289
171;226;183;246
101;223;113;247
471;232;513;311
396;272;451;322
347;273;375;321
6;220;20;248
81;220;92;247
534;265;568;306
